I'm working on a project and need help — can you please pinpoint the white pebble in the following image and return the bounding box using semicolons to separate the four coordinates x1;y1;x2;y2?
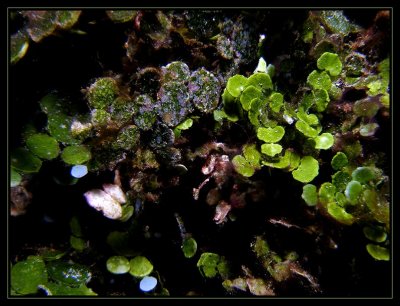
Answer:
71;165;88;178
139;276;157;292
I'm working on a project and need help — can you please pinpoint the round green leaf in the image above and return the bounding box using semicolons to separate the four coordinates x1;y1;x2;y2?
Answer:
345;180;362;205
327;202;354;225
261;143;282;157
47;261;92;286
257;126;285;143
26;133;60;160
317;52;343;76
307;70;332;91
240;85;261;111
332;171;352;191
61;145;91;165
182;237;197;258
363;226;387;243
11;147;42;173
119;205;134;222
70;236;86;252
269;92;284;113
331;152;348;170
351;167;376;183
314;89;330;112
226;75;248;97
232;155;255;177
87;77;118;109
247;72;273;91
353;99;380;118
10;168;22;187
197;252;220;278
48;113;81;145
302;184;318;206
243;144;261;168
11;256;47;295
318;182;336;205
314;133;334;150
262;149;300;170
295;121;320;138
106;256;130;274
292;156;319;183
366;244;389;261
129;256;153;278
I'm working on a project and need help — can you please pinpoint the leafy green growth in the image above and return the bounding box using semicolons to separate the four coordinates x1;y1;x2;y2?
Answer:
247;72;273;92
87;77;118;110
11;148;42;173
331;171;352;191
363;226;387;243
301;184;318;206
292;156;319;183
261;143;282;157
318;10;360;36
174;118;193;137
189;68;221;113
359;123;379;137
226;75;248;97
119;205;134;222
48;113;81;145
182;237;198;258
314;133;334;150
40;249;66;261
26;133;60;160
61;145;91;165
314;89;330;112
240;85;262;111
257;126;285;143
252;236;270;258
331;152;348;170
91;109;111;126
351;167;376;183
70;236;86;252
335;192;348;206
307;70;332;91
129;256;154;278
317;52;343;76
366;244;390;261
197;252;229;279
295;120;320;138
106;256;131;274
269;92;284;113
318;182;336;205
353;99;380;118
232;144;261;177
345;180;362;205
46;261;92;286
10;168;22;187
157;81;191;126
327;202;354;225
162;61;190;83
262;149;300;170
11;256;47;295
113;125;140;151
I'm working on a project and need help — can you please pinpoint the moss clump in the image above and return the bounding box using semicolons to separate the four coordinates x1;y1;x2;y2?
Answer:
189;68;221;113
87;77;118;110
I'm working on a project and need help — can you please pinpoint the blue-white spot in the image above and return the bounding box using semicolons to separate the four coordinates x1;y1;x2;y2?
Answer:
71;165;88;178
139;276;157;292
